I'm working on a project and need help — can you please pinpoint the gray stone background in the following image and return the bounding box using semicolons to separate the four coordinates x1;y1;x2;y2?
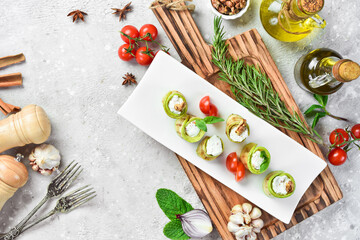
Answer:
0;0;359;239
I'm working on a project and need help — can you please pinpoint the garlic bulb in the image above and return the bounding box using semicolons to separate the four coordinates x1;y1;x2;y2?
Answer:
178;209;213;238
227;203;264;240
29;144;61;176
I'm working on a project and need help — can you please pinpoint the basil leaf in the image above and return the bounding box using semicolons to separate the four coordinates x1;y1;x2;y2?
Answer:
311;112;326;129
156;189;194;221
259;160;269;172
322;95;328;107
203;116;224;124
304;104;324;115
195;120;207;132
314;94;324;106
163;220;190;240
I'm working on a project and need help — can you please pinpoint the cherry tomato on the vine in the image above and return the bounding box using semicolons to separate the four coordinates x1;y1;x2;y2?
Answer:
139;24;158;41
155;50;170;56
328;147;347;166
135;47;154;66
235;162;246;182
329;128;349;147
118;44;135;61
226;152;238;173
199;96;211;115
120;25;139;44
209;103;218;117
351;124;360;139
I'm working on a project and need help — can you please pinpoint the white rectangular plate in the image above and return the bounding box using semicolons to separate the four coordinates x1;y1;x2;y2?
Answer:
118;51;326;224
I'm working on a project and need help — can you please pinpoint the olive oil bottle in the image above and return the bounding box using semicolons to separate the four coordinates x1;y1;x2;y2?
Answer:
294;48;360;95
260;0;326;42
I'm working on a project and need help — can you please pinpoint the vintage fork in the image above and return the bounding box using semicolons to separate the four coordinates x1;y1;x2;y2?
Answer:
1;161;82;240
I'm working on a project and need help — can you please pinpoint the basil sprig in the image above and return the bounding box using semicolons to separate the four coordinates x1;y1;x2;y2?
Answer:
195;116;224;132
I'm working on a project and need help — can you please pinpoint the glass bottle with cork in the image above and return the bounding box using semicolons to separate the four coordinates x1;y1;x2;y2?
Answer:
294;48;360;95
260;0;326;42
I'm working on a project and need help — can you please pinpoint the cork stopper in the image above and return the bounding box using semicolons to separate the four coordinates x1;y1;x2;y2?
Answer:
333;59;360;82
299;0;324;13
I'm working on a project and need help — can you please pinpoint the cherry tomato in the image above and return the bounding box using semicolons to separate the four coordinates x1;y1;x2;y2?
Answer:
135;47;154;66
120;25;139;44
235;162;246;182
329;129;349;147
351;124;360;139
118;44;135;61
139;24;158;41
328;147;347;166
199;96;210;114
226;152;238;173
209;103;218;117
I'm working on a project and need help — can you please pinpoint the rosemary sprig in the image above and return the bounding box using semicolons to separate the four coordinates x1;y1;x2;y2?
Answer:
211;17;323;144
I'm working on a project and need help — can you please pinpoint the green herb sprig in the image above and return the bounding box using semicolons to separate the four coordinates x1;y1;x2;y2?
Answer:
156;189;193;240
195;116;224;132
304;94;349;129
211;17;322;144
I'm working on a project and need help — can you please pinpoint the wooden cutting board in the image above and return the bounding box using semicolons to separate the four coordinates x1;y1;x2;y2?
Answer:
151;4;342;240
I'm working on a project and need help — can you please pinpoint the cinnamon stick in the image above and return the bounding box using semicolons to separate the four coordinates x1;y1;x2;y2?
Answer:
0;98;21;116
0;53;26;69
0;73;23;88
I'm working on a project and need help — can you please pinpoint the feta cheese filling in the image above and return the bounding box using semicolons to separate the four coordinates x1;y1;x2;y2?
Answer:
251;150;265;170
168;95;184;115
230;126;248;142
206;135;223;156
185;120;200;137
272;175;291;195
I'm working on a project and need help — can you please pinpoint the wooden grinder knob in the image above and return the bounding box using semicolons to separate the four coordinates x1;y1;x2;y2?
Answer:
0;105;51;153
333;59;360;82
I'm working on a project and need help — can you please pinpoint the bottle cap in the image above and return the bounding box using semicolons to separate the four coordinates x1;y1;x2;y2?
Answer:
333;59;360;82
299;0;324;13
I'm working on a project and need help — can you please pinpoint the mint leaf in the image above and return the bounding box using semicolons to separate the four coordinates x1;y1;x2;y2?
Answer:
163;220;190;240
259;161;268;172
322;95;328;106
156;189;194;221
203;116;224;124
312;112;326;129
195;120;207;132
304;104;323;115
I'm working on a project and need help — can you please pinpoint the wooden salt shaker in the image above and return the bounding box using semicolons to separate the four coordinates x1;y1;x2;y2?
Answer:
0;105;51;153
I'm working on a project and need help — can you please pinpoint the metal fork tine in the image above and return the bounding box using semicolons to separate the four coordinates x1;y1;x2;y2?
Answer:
60;168;83;192
72;191;96;205
69;194;97;211
52;160;75;182
65;185;91;197
56;162;79;185
59;164;82;188
68;188;94;200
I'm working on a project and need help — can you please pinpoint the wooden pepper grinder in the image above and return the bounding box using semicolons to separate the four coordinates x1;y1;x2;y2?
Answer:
0;154;28;211
0;105;51;153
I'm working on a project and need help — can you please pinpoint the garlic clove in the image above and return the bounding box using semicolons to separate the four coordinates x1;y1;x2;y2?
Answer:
253;227;262;233
251;219;264;229
236;236;246;240
228;221;241;233
29;144;61;175
229;213;244;225
235;226;252;238
243;213;251;224
32;165;39;171
250;207;262;219
231;204;243;214
246;231;257;240
242;203;252;214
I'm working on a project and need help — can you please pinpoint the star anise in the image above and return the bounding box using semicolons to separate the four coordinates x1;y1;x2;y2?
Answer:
67;10;87;22
112;2;132;21
122;73;137;85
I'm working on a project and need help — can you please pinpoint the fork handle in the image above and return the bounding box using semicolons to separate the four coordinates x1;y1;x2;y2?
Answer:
21;210;56;233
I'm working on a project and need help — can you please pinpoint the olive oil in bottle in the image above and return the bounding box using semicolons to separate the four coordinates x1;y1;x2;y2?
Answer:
260;0;326;42
294;48;360;95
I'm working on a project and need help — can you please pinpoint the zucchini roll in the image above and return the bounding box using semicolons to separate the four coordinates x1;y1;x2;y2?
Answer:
175;115;205;143
263;171;295;198
196;135;224;161
162;91;188;119
225;114;250;143
240;143;270;174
